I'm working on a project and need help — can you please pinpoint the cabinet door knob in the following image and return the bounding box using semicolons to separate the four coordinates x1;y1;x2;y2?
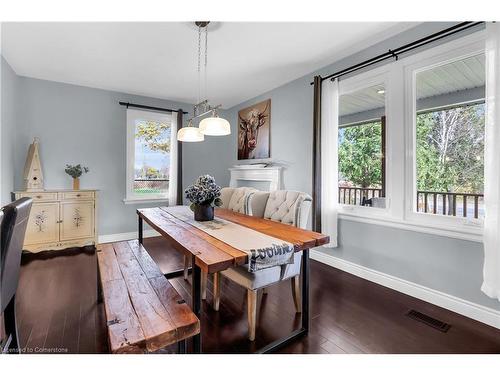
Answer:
76;194;81;197
57;220;63;223
36;195;42;199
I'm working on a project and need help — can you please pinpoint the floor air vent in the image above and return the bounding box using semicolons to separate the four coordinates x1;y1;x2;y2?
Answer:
406;309;451;332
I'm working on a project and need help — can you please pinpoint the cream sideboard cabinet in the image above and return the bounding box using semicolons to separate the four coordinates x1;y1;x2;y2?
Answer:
12;190;98;252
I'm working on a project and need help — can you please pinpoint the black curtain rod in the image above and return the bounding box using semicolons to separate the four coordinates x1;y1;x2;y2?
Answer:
310;21;484;85
119;101;188;114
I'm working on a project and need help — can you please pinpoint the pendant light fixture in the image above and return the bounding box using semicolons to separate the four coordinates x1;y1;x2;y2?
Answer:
177;21;231;142
177;119;205;142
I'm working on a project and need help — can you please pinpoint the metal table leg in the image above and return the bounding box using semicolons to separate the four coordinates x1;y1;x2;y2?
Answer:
301;248;310;331
138;216;143;244
191;255;202;353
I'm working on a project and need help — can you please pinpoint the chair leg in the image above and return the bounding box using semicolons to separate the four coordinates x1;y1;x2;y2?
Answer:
4;296;20;354
247;289;257;341
183;255;189;281
213;272;221;311
201;271;207;300
291;275;301;313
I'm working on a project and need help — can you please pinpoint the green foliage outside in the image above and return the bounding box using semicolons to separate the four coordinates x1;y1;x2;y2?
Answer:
416;104;484;194
338;103;485;195
338;121;382;188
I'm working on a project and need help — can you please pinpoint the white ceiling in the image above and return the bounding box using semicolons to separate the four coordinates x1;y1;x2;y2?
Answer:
1;22;418;108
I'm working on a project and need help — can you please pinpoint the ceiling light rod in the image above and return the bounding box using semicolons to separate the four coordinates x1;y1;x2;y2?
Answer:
177;21;231;142
192;100;221;120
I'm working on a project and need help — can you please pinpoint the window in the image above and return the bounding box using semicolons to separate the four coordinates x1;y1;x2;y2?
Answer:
329;31;486;241
338;82;387;209
125;109;177;203
411;52;485;222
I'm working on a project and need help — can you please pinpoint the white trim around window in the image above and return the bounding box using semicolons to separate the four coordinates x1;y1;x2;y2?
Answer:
124;108;174;204
403;35;485;235
333;30;486;243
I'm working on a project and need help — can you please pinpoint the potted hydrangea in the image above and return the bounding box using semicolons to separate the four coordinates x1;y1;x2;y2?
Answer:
185;175;222;221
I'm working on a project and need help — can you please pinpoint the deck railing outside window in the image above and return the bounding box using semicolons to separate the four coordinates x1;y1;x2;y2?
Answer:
338;186;484;218
416;191;484;219
338;187;383;206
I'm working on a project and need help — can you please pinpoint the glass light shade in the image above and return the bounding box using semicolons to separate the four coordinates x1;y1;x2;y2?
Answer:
199;116;231;136
177;126;205;142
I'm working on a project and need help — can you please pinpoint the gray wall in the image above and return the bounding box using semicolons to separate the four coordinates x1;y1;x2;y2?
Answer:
1;56;18;205
185;22;499;311
181;107;233;200
13;76;191;236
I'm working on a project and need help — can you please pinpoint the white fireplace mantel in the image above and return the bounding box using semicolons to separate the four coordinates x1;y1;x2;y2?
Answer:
229;166;283;191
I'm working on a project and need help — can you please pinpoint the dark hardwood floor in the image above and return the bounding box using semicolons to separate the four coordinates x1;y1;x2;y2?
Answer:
14;236;500;354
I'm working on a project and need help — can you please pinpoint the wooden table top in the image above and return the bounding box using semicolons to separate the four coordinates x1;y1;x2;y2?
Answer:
137;206;329;274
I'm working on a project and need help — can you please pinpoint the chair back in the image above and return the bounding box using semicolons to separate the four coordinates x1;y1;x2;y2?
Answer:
254;190;312;229
1;198;32;311
219;187;256;214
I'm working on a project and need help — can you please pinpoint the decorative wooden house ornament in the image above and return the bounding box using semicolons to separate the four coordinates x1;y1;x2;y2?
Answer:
23;138;45;192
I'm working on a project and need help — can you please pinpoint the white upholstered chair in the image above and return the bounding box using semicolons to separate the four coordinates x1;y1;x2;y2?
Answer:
212;190;312;341
182;187;257;298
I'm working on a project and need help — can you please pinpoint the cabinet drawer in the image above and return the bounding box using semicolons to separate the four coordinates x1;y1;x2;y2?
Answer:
60;191;94;200
17;192;58;201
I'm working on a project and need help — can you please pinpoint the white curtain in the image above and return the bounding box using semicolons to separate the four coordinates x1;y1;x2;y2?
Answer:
482;22;500;300
320;78;339;248
168;112;178;206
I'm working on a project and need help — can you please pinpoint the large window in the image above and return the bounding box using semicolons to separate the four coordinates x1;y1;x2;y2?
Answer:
413;53;485;220
125;109;176;203
330;32;485;241
338;83;386;208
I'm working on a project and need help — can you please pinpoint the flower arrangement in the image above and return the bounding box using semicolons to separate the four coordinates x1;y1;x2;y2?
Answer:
65;164;89;190
185;175;222;221
65;164;89;179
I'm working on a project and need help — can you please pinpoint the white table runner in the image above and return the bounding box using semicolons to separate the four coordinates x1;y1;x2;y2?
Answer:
163;206;295;272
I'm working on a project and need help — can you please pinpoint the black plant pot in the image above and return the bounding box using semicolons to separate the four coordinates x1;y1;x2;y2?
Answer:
194;204;214;221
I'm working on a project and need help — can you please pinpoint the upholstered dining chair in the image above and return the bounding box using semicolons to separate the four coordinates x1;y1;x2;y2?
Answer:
182;187;257;299
212;190;312;341
1;198;32;354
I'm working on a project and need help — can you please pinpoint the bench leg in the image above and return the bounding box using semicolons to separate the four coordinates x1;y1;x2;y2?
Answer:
177;340;187;354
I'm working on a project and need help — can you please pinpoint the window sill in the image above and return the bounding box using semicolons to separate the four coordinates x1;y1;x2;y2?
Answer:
123;197;169;205
338;211;483;243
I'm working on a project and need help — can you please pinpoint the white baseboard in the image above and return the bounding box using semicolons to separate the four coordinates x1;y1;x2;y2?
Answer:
98;229;158;244
310;249;500;329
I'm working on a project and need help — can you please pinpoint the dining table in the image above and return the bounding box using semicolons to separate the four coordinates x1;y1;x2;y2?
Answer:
136;206;329;353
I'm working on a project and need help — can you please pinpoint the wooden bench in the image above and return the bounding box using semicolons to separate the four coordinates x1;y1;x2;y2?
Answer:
96;240;200;353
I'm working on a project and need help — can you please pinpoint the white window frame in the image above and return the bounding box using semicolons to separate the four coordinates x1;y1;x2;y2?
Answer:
337;65;392;221
124;108;174;204
335;30;486;243
403;35;485;237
